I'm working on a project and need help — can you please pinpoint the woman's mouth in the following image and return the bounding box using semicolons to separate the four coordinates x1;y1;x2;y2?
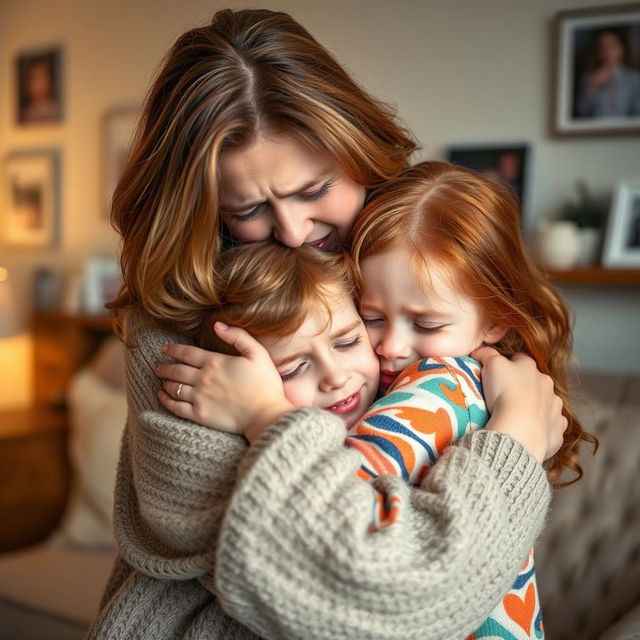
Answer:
308;230;341;252
379;370;402;390
325;390;361;416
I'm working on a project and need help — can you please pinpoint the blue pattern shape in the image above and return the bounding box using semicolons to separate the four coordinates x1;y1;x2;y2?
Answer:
474;617;520;640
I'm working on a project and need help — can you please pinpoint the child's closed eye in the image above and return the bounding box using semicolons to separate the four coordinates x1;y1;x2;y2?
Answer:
279;361;309;381
334;335;362;351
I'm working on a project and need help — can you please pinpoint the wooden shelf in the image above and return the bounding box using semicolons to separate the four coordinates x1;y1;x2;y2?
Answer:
545;267;640;286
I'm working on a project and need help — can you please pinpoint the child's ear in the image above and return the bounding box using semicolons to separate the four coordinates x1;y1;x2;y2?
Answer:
482;324;508;345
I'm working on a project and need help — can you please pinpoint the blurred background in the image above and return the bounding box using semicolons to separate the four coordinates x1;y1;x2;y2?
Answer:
0;1;639;638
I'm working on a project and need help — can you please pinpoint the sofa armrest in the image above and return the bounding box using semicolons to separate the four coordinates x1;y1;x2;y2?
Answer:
600;601;640;640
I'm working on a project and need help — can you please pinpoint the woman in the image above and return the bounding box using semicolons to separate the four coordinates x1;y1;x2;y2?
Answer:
90;9;566;639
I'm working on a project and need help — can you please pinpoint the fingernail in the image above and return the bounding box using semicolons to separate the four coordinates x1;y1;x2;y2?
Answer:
216;321;229;331
161;345;169;353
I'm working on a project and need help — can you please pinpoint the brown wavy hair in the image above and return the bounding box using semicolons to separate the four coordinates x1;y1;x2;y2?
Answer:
108;8;416;336
349;161;597;486
198;242;356;355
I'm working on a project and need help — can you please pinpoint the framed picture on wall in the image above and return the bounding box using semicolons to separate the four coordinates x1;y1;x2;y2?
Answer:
552;4;640;136
447;143;530;209
103;105;139;217
82;256;122;314
602;179;640;267
16;46;63;125
1;150;60;247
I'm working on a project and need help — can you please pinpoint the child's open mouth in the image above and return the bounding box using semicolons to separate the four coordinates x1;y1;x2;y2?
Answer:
326;390;361;415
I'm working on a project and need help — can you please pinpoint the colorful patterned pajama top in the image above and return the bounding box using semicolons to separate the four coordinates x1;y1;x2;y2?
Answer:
346;356;544;640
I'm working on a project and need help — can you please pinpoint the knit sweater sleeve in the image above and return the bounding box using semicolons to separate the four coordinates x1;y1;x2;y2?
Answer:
110;316;247;582
215;408;551;640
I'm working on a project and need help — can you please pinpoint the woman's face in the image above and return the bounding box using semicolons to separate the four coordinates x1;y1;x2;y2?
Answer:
218;135;366;250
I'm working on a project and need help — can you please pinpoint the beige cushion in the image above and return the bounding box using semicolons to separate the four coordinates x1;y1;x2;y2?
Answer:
51;338;126;550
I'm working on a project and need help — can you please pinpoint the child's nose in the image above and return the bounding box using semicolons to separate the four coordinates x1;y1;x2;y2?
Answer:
375;326;412;362
319;361;349;392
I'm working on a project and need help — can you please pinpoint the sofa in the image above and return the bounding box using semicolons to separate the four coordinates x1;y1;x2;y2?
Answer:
0;355;638;639
536;370;640;639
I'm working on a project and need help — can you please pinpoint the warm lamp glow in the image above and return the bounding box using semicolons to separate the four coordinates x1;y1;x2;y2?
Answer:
0;267;19;338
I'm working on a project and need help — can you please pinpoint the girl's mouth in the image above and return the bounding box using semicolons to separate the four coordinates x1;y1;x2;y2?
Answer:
379;370;402;390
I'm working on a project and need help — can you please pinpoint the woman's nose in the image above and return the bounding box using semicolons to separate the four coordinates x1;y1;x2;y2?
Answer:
375;326;412;362
272;207;313;247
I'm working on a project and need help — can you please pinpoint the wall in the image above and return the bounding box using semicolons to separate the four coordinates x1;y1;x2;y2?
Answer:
0;0;639;408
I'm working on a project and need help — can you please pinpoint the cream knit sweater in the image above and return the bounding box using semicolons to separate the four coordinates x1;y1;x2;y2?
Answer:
88;320;551;639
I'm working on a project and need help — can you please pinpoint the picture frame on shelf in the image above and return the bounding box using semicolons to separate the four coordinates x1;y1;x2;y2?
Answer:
16;45;63;125
552;4;640;137
82;257;121;315
602;179;640;268
1;150;60;247
447;143;531;226
102;105;139;217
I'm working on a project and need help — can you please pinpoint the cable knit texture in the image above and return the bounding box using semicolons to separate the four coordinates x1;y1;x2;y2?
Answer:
89;316;551;639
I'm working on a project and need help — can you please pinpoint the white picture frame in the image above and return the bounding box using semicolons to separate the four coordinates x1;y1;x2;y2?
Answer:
82;257;121;314
602;179;640;268
552;4;640;137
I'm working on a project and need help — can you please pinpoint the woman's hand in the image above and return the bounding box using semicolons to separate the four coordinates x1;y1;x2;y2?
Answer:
470;346;567;464
157;322;294;442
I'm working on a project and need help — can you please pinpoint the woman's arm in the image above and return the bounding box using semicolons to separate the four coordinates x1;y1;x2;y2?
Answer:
110;316;247;583
215;410;550;640
157;329;560;639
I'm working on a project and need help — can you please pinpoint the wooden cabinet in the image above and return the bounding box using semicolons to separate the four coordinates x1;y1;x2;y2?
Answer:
0;313;114;551
0;407;69;552
32;312;114;407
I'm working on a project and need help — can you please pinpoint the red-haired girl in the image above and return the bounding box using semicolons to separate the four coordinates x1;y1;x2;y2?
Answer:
344;160;596;638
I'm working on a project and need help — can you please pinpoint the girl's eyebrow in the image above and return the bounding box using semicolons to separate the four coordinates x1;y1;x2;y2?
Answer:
221;174;331;212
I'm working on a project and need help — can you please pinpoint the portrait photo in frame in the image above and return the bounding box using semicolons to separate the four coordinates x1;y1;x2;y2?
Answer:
1;150;60;247
552;4;640;136
102;105;139;217
602;179;640;267
16;46;63;125
447;143;530;212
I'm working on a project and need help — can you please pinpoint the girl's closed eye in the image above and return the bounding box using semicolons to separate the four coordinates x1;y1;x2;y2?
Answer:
361;316;384;327
413;322;446;334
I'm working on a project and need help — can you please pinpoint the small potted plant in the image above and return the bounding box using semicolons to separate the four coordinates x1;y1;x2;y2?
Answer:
561;181;606;267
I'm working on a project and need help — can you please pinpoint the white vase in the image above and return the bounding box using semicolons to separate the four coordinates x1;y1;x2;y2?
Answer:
577;227;601;267
536;221;581;270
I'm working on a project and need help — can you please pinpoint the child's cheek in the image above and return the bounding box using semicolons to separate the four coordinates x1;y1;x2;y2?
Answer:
282;380;316;410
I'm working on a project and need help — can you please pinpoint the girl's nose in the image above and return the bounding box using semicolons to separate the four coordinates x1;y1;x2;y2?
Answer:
375;325;412;362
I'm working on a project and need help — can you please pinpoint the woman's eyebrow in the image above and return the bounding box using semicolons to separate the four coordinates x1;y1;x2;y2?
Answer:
221;175;330;212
